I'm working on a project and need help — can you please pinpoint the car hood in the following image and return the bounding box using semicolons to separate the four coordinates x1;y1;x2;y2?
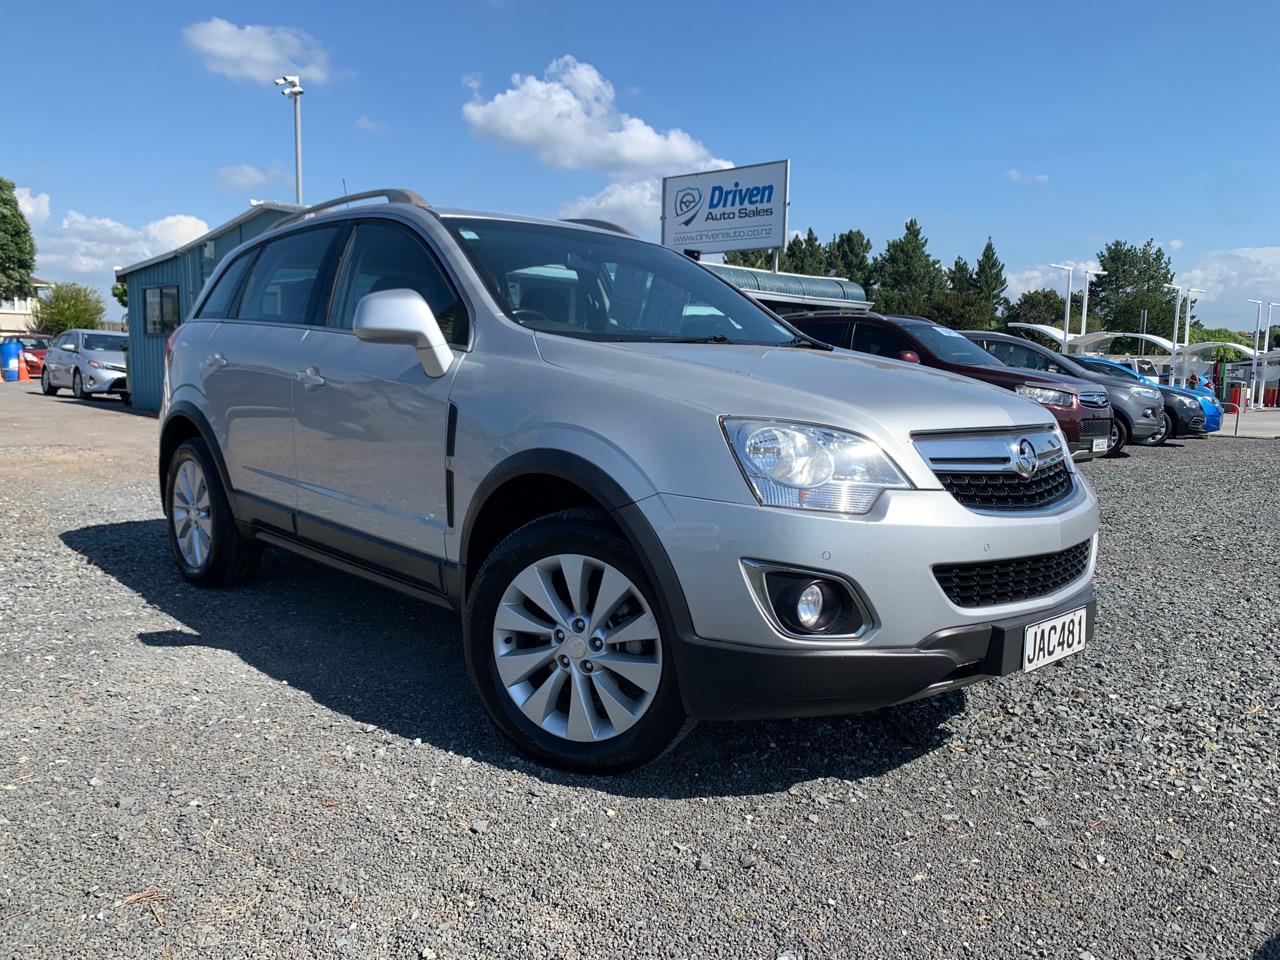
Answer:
535;337;1058;473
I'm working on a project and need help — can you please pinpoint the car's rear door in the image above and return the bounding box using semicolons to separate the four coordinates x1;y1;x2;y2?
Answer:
291;217;466;565
202;225;344;520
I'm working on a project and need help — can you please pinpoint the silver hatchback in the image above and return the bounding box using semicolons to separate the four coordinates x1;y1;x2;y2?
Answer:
159;189;1100;772
41;329;129;401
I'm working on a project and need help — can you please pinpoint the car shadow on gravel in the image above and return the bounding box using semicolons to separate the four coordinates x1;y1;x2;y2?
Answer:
62;519;964;798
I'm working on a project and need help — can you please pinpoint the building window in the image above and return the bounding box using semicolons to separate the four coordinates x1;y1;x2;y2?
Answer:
144;285;181;335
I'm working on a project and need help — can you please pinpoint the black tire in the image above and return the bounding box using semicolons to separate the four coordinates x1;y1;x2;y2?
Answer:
463;508;691;773
41;368;58;396
1139;410;1172;446
1105;417;1129;457
120;392;132;406
164;438;260;587
72;369;85;400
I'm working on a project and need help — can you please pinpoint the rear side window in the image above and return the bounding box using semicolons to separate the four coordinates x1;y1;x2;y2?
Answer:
330;222;464;341
197;252;256;319
985;340;1050;371
852;323;913;358
237;227;341;324
792;318;851;349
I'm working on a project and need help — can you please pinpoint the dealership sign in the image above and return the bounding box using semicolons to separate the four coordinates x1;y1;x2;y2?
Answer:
661;160;789;255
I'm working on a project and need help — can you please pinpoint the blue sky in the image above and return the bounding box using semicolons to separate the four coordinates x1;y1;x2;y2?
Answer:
6;0;1280;331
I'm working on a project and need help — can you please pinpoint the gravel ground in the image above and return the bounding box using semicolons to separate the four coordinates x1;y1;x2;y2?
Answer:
1;385;1277;960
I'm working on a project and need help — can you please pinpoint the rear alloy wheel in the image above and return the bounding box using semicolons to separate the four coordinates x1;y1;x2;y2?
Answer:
41;368;58;396
1106;417;1129;457
465;509;690;772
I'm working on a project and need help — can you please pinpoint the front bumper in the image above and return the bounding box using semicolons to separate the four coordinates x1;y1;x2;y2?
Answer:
672;586;1096;720
82;368;128;394
1170;401;1207;435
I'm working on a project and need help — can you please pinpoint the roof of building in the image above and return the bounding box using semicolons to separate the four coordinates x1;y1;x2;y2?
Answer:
701;262;870;309
114;200;302;280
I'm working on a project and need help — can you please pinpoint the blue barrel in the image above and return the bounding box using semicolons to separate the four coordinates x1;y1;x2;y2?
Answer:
0;340;20;382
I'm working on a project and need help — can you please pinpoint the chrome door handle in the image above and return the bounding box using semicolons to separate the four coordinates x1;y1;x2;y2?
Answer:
203;352;228;369
294;366;326;387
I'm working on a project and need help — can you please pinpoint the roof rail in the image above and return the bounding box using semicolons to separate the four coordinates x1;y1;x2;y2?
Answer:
270;188;429;232
560;218;635;237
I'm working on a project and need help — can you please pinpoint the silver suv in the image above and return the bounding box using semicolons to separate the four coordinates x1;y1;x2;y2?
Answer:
160;189;1100;771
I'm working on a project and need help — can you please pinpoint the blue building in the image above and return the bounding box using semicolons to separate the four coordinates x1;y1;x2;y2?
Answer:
114;201;299;411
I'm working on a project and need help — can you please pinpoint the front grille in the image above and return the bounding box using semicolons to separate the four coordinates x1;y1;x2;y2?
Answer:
1079;392;1109;408
1189;416;1205;429
936;457;1073;511
1079;418;1111;440
934;540;1092;608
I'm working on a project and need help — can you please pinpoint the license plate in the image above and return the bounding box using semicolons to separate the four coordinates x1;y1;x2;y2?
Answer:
1091;437;1108;453
1022;607;1087;672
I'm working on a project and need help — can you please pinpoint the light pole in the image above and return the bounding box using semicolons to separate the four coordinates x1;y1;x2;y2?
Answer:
1265;302;1280;407
1247;299;1263;406
275;75;304;206
1050;263;1073;349
1079;267;1107;338
1182;288;1204;388
1163;282;1184;386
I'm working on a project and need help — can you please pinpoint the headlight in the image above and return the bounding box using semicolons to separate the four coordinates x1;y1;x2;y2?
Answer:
723;418;912;514
1129;386;1162;401
1016;385;1074;407
1173;394;1199;408
89;360;103;369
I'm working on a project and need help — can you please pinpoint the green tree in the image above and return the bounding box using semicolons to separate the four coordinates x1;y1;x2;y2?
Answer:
779;228;828;276
1006;288;1067;328
974;237;1009;318
0;177;37;302
826;229;872;287
32;282;104;336
1090;239;1177;335
722;249;773;270
111;281;128;308
947;256;974;292
869;218;945;317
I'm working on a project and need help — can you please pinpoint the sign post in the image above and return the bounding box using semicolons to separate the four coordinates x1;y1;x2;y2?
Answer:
661;161;789;268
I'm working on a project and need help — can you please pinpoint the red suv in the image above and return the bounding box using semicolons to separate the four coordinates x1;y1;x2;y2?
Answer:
789;313;1114;460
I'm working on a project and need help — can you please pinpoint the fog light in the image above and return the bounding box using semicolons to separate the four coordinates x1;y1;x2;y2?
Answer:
796;582;825;629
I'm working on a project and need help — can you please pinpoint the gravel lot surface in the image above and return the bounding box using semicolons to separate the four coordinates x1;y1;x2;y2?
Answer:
1;384;1277;960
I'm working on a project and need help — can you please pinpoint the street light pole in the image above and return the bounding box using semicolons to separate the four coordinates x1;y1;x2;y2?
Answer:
1164;283;1183;386
1079;268;1107;339
1265;302;1280;407
1247;299;1264;406
1182;288;1203;388
1050;263;1073;349
274;75;304;206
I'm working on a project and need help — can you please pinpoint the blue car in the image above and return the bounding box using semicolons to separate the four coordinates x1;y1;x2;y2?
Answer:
1074;357;1221;442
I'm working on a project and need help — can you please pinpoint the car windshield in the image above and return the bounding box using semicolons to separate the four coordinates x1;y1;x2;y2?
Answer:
10;337;49;349
83;334;126;351
1079;358;1140;381
443;217;798;345
909;324;1004;366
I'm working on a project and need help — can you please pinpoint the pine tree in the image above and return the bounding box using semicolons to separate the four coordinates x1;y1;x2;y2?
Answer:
974;238;1008;315
0;177;37;303
826;230;872;287
947;256;974;292
779;228;828;276
869;219;945;317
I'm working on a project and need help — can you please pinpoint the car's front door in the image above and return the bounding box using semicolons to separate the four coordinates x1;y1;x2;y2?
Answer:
202;225;343;516
291;219;466;562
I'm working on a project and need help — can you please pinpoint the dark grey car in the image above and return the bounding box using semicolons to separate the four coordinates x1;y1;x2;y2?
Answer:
962;331;1162;456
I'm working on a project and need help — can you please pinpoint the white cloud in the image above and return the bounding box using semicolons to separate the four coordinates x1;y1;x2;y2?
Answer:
15;187;50;224
1175;247;1280;329
215;164;269;190
463;55;728;179
559;181;659;236
36;210;208;276
1005;259;1102;300
1005;168;1050;184
1166;238;1183;251
355;115;390;134
463;55;729;239
183;17;332;84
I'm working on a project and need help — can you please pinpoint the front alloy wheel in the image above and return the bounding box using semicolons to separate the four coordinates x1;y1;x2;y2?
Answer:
492;554;662;743
465;508;690;772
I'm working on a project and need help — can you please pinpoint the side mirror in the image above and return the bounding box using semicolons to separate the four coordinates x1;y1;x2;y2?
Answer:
897;350;921;364
353;289;453;379
64;343;79;353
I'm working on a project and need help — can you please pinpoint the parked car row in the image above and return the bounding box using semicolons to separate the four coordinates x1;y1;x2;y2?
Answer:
788;314;1222;457
153;191;1102;771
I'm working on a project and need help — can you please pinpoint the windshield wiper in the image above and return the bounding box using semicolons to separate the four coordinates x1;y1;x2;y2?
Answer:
781;335;833;351
637;334;733;344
